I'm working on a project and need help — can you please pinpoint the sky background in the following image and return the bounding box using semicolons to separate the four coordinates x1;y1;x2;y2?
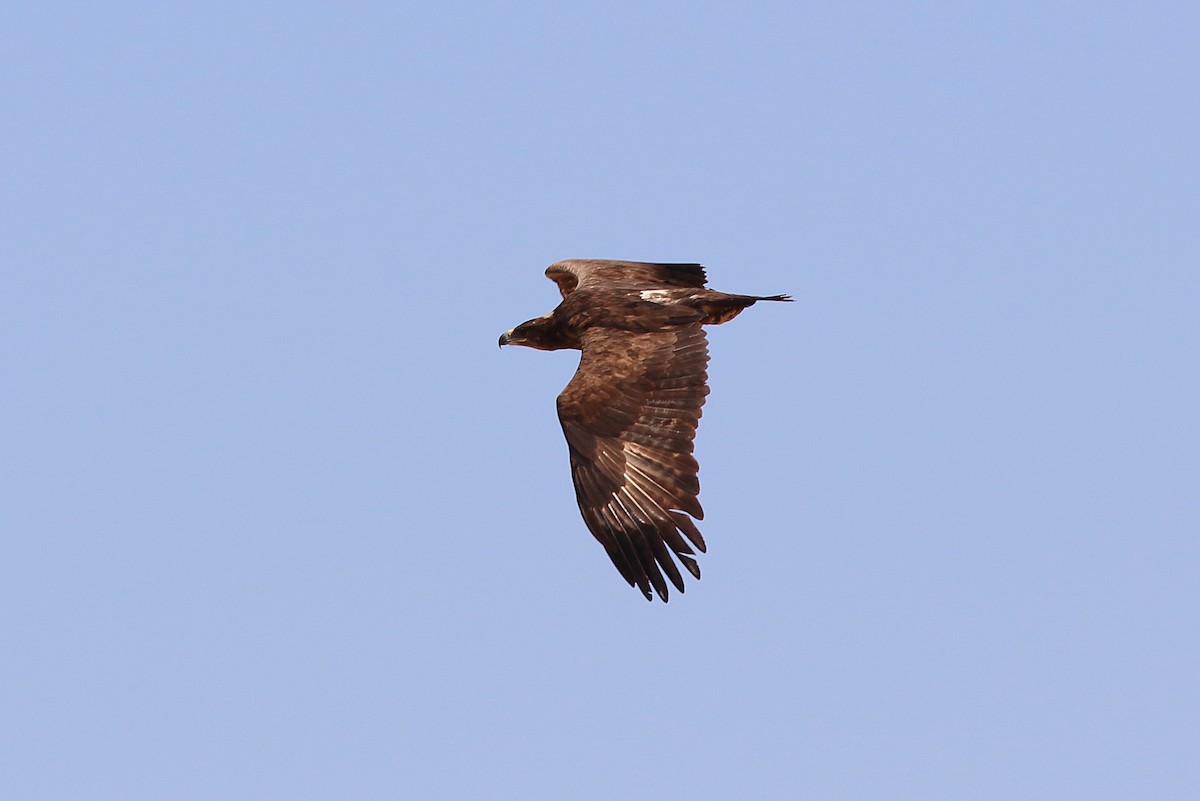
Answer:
3;2;1198;799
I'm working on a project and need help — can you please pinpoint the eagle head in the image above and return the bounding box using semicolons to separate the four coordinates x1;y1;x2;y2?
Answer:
498;314;576;351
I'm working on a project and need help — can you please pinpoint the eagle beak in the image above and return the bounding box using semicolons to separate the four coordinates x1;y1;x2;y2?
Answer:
498;330;512;348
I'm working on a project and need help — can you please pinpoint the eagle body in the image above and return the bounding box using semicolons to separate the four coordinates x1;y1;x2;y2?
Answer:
500;260;790;601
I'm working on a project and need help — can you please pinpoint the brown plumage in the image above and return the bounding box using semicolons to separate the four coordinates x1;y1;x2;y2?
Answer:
499;260;791;601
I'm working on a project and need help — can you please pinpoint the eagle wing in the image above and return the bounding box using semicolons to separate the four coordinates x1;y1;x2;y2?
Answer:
546;260;708;299
556;324;710;601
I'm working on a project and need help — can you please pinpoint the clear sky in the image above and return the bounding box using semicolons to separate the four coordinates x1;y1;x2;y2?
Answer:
3;2;1197;799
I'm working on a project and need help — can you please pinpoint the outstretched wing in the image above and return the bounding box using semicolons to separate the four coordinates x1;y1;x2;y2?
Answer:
546;260;708;299
556;325;710;601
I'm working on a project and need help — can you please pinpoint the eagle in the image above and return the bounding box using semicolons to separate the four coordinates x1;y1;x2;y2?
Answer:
499;259;791;602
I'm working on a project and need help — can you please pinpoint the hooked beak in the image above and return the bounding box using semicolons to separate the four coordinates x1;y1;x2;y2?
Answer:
498;330;512;348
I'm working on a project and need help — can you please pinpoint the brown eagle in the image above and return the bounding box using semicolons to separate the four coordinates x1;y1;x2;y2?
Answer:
499;260;791;601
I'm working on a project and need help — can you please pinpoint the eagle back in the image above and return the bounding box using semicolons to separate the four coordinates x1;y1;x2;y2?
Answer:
556;287;702;334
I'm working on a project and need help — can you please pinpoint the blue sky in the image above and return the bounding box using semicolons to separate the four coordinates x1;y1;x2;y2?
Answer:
3;2;1198;799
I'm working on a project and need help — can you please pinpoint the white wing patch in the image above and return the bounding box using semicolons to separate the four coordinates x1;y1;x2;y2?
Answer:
640;289;672;303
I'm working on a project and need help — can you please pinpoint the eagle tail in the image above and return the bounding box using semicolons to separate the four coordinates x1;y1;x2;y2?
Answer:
696;291;792;325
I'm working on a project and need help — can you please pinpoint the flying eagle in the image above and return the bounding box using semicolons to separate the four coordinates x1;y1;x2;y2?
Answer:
499;260;791;602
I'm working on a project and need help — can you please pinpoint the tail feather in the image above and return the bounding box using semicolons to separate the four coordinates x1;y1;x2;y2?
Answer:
699;291;792;324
